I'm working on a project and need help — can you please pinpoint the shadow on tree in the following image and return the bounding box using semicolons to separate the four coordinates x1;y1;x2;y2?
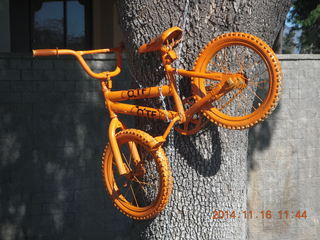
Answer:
175;125;222;177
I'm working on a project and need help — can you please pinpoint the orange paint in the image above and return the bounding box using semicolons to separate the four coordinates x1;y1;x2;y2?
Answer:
33;27;282;220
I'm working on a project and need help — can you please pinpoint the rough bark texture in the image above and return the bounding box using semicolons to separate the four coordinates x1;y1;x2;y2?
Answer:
117;0;290;239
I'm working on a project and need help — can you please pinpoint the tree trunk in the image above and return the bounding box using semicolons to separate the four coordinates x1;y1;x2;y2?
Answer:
117;0;290;239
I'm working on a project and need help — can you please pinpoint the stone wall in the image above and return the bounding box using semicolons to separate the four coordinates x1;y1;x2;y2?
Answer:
0;53;319;239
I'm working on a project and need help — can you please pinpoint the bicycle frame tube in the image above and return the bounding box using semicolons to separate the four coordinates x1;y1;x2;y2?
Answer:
105;65;234;123
176;68;224;81
102;49;235;176
110;102;178;121
185;82;224;119
108;85;172;101
103;82;178;176
167;65;239;82
175;68;237;119
165;66;241;121
107;101;178;176
165;67;186;122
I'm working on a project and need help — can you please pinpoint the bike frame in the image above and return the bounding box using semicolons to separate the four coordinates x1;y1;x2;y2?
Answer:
33;44;238;176
32;25;282;220
102;47;238;175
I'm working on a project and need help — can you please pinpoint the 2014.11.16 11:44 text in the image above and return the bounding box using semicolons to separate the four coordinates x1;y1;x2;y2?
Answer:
212;210;308;220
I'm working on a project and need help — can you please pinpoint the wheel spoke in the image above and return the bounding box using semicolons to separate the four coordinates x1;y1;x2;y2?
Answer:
216;52;225;72
121;151;133;172
209;57;222;70
103;130;172;219
245;58;263;70
238;48;248;72
238;91;257;111
133;177;149;195
235;98;247;115
191;33;280;129
248;80;268;90
246;86;264;104
128;142;133;167
124;182;131;199
130;184;139;207
223;48;230;73
133;176;157;188
217;89;244;111
235;46;240;68
249;68;267;82
113;141;161;208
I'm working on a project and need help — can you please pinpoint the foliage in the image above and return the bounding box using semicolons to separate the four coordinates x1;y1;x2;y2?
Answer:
288;0;320;53
282;29;296;54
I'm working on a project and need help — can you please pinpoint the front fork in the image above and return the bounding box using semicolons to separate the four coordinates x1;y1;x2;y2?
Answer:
101;79;135;176
108;117;165;176
109;117;150;177
103;79;171;176
108;118;128;175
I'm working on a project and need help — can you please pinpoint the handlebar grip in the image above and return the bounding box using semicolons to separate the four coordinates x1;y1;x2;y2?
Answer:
33;49;59;57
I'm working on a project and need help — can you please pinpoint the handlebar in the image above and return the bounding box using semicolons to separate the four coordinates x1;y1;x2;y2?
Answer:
33;46;123;79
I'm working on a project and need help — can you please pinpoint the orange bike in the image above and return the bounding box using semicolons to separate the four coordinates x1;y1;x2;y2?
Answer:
33;27;281;220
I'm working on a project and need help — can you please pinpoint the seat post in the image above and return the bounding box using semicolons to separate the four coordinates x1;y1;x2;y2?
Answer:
161;48;186;123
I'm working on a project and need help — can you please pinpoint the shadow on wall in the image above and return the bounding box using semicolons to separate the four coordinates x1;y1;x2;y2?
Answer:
247;103;281;173
0;55;139;240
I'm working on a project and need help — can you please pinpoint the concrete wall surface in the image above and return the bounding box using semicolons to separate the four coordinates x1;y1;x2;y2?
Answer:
248;54;320;240
0;53;138;240
0;53;319;239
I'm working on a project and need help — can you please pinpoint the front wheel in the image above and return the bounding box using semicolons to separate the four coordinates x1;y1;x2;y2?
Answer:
192;32;282;129
102;129;172;220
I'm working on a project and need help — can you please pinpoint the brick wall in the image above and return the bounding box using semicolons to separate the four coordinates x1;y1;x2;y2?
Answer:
0;54;319;239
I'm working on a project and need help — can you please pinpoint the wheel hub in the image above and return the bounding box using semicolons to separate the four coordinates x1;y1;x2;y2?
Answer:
226;73;247;89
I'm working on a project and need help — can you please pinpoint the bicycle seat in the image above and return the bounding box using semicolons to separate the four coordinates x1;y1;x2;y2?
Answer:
138;26;183;53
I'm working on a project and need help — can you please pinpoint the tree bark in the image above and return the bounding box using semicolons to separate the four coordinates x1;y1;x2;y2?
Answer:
117;0;290;239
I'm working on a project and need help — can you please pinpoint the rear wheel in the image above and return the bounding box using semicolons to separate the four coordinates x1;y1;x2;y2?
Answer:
102;129;172;220
192;32;281;129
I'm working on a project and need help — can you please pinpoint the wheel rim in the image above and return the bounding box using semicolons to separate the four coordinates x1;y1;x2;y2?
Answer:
106;136;162;215
194;39;277;126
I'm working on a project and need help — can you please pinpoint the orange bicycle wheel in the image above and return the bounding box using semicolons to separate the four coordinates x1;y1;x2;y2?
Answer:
102;129;172;220
192;32;281;129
